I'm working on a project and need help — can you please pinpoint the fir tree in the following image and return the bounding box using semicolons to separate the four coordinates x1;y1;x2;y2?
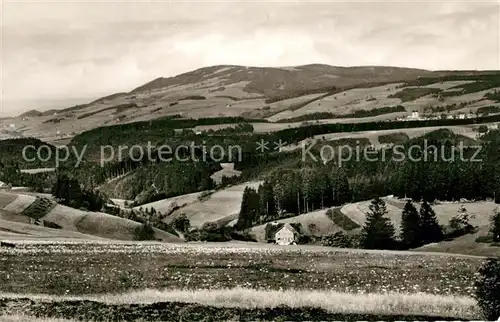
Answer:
258;181;277;223
360;197;396;249
331;168;351;206
235;187;260;230
400;200;422;248
419;200;443;244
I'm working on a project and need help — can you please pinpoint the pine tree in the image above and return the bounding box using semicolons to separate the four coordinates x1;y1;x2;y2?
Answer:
400;200;422;248
235;187;260;230
330;168;351;206
359;197;396;249
419;200;443;244
258;181;277;223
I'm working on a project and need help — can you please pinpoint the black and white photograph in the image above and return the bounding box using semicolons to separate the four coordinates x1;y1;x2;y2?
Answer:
1;0;500;321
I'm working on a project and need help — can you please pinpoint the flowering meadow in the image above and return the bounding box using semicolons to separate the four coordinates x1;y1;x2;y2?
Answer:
0;241;482;297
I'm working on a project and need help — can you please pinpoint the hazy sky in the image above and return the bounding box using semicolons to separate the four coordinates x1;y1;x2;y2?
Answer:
1;0;499;115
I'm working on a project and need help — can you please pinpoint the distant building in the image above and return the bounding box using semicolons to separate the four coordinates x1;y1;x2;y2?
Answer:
274;224;298;245
467;113;475;119
458;113;466;119
447;115;455;120
407;111;420;120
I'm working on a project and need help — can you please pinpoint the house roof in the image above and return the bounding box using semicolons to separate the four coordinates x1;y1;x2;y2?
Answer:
276;223;298;235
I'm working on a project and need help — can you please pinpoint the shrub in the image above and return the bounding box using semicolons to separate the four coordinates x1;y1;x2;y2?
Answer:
230;229;257;242
474;258;500;320
199;222;231;242
447;205;476;238
133;223;156;241
43;220;61;229
172;213;190;233
476;235;494;244
321;231;354;248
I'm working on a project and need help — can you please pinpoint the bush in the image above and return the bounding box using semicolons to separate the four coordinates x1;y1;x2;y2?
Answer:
43;220;61;229
474;258;500;320
475;235;494;244
199;222;231;242
322;231;354;248
133;223;156;241
172;214;190;233
446;205;476;238
230;229;257;242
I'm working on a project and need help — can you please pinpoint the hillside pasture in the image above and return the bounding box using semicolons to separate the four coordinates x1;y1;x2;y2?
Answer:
42;205;181;242
342;198;497;232
135;191;204;214
0;193;17;208
2;194;37;213
165;181;263;228
0;218;105;240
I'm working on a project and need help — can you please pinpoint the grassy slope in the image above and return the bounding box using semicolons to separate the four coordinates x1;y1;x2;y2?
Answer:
148;181;263;228
0;218;105;240
0;192;181;242
135;191;204;214
416;225;500;257
15;65;482;141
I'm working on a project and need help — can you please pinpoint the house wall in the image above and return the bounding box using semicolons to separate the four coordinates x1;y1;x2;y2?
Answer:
275;228;295;245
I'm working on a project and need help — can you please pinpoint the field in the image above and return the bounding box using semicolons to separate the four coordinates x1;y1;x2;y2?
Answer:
0;192;181;242
159;181;262;228
0;241;487;320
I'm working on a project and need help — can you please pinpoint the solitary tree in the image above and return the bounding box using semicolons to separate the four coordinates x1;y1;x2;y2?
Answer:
360;197;396;249
419;201;443;244
400;200;422;248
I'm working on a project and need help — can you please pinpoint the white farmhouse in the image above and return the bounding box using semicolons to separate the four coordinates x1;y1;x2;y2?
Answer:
274;223;298;245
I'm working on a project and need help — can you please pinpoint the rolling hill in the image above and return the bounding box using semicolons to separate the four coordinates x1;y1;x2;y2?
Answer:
0;191;182;242
7;64;499;144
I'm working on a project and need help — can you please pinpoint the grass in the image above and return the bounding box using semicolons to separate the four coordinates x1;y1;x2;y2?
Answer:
0;288;480;319
326;208;360;231
0;241;482;296
0;194;17;208
0;241;488;320
378;132;410;144
2;194;37;213
164;181;262;228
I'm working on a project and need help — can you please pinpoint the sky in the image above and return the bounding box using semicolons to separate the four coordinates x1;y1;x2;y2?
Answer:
1;0;499;116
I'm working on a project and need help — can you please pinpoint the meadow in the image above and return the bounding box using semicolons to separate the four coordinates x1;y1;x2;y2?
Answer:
0;241;487;320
